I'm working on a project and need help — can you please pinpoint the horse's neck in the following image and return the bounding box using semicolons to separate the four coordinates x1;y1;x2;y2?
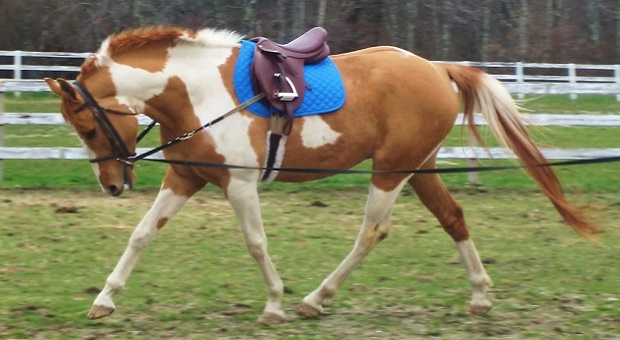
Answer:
141;45;240;131
108;44;239;133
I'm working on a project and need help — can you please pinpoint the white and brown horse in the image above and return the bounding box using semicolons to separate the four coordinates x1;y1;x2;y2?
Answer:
45;27;596;324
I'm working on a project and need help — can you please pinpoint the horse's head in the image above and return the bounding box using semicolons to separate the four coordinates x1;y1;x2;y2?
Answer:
45;77;138;196
45;27;245;195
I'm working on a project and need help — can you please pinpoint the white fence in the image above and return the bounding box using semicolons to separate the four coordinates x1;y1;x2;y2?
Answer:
3;50;620;96
0;51;619;183
0;51;89;81
1;112;618;160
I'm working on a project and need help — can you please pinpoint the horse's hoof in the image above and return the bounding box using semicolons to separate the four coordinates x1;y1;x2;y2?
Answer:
469;301;492;316
297;302;326;318
88;305;115;319
257;311;285;325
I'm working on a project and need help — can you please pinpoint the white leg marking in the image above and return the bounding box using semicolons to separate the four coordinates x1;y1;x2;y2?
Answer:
300;178;410;315
457;239;493;315
90;189;189;317
227;178;285;323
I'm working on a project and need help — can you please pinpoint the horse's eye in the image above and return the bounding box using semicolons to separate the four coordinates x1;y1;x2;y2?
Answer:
84;129;97;140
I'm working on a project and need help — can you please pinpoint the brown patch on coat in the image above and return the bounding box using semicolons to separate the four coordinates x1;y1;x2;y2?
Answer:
107;27;188;73
145;76;230;192
156;217;168;230
81;27;190;77
107;27;189;57
110;40;171;73
80;57;100;78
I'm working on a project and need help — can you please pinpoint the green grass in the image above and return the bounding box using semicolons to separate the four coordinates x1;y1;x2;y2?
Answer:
1;93;619;191
0;189;618;338
519;94;620;114
5;92;620;114
1;94;618;338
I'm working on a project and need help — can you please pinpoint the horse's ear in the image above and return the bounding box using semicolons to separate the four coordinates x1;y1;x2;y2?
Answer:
45;78;78;102
44;78;62;96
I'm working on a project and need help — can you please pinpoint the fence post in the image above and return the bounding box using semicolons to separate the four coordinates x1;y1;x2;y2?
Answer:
516;62;524;99
0;92;4;183
467;129;480;187
568;63;577;101
13;50;22;98
615;65;620;102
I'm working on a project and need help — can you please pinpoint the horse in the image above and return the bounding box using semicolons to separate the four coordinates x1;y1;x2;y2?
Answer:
44;26;597;324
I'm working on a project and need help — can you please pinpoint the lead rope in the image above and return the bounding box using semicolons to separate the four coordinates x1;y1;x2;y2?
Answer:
138;153;620;176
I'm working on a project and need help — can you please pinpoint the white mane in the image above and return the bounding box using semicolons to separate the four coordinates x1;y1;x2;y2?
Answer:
182;28;244;48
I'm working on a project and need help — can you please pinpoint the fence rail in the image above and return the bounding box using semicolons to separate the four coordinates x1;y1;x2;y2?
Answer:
0;113;618;161
3;51;620;97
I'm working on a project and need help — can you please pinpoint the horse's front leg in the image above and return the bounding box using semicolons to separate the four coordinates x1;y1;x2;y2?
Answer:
88;171;205;319
226;177;285;324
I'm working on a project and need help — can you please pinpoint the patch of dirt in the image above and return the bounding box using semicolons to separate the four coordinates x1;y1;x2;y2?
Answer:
55;206;81;214
220;303;252;316
83;287;101;295
310;200;329;208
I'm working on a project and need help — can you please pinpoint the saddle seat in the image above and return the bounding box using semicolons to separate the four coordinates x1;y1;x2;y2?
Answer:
249;27;331;134
255;27;330;60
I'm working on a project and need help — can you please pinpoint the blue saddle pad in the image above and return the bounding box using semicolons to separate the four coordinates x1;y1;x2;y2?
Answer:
233;40;345;118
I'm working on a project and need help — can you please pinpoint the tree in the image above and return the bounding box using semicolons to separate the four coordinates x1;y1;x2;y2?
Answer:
0;0;619;64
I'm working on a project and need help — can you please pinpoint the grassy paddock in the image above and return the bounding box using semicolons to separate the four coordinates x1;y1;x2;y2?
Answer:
1;94;619;338
0;189;618;339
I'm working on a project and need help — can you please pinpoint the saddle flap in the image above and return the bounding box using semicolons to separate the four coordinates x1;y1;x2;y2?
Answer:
251;53;306;112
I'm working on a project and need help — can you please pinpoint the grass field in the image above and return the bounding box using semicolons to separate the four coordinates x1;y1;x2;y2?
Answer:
0;93;619;338
1;188;619;339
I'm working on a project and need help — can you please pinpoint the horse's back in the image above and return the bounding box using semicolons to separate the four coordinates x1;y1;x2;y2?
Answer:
332;46;458;115
274;46;460;182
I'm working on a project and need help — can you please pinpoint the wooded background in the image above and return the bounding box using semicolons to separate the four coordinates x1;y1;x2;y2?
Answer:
1;0;619;63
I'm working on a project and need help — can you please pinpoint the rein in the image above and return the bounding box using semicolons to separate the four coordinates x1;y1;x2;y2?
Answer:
73;82;620;177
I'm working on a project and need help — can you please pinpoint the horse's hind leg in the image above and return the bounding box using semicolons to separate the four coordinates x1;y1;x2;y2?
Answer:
298;175;411;317
409;159;492;315
88;170;206;319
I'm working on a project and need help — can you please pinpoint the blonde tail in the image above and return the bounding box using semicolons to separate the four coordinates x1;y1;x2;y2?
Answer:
441;64;598;239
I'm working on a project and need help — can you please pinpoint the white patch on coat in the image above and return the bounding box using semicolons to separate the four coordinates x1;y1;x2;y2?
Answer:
300;116;341;149
73;129;103;190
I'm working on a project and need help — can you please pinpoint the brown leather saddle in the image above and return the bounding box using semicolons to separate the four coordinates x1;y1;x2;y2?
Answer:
250;27;330;135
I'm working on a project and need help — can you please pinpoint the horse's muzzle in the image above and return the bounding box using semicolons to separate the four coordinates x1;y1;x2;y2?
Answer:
106;185;124;197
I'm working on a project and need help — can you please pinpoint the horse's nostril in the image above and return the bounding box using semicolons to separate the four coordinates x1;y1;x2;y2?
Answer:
107;185;123;197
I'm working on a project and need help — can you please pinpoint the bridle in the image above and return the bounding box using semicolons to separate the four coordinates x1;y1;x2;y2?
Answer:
72;82;136;165
72;81;138;189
